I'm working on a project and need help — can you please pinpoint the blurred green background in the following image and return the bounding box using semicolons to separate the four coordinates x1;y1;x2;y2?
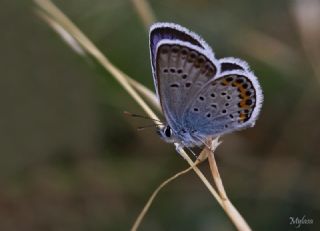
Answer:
1;0;319;230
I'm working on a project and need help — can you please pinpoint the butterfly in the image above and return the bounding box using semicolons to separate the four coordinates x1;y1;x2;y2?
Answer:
149;22;263;147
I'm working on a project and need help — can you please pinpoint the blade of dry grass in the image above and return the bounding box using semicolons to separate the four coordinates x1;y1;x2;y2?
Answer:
206;139;227;200
131;0;156;29
36;4;161;113
207;140;251;231
130;166;195;231
131;152;207;231
131;140;221;231
126;78;161;112
34;0;159;121
292;0;320;83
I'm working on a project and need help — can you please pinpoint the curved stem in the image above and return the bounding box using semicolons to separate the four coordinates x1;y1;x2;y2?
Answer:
131;165;194;231
207;141;251;231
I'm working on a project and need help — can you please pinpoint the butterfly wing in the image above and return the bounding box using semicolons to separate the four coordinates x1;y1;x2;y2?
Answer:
154;41;219;130
182;70;263;140
149;23;218;98
149;23;263;144
150;23;220;130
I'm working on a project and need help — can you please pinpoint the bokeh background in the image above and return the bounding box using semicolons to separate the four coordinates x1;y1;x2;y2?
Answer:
1;0;320;230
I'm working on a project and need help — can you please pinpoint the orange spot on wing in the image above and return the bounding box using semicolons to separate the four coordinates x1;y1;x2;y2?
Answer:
234;81;251;109
221;79;229;86
239;112;246;121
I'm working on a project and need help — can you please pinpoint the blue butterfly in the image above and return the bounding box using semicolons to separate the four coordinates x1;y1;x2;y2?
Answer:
149;23;263;147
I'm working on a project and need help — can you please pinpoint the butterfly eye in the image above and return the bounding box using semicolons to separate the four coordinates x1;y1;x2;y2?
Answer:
164;126;172;138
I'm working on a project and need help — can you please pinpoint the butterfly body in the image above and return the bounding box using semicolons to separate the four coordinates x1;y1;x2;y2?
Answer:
150;23;263;147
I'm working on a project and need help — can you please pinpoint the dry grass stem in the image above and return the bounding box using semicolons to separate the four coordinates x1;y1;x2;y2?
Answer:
131;143;218;231
131;163;200;231
292;0;320;83
38;6;160;112
34;0;159;122
207;139;227;200
175;144;223;205
131;0;156;29
37;10;86;56
126;78;161;112
207;140;251;231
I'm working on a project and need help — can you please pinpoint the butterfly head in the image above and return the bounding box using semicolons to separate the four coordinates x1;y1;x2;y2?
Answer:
157;125;176;143
157;125;204;147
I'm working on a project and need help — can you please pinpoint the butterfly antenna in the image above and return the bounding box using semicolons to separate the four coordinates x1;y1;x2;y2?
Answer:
137;124;160;131
123;111;163;123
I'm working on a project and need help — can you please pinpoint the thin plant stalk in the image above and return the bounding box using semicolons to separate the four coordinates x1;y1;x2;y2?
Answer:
131;0;156;29
131;165;196;231
34;0;159;122
206;140;227;200
207;145;251;231
126;77;161;112
131;140;218;231
292;0;320;84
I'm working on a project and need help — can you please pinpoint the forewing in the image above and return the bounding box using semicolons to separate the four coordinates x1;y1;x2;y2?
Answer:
155;41;218;128
150;23;204;63
149;23;217;98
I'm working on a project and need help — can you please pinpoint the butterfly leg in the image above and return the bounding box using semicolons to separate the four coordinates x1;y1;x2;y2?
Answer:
174;143;188;160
